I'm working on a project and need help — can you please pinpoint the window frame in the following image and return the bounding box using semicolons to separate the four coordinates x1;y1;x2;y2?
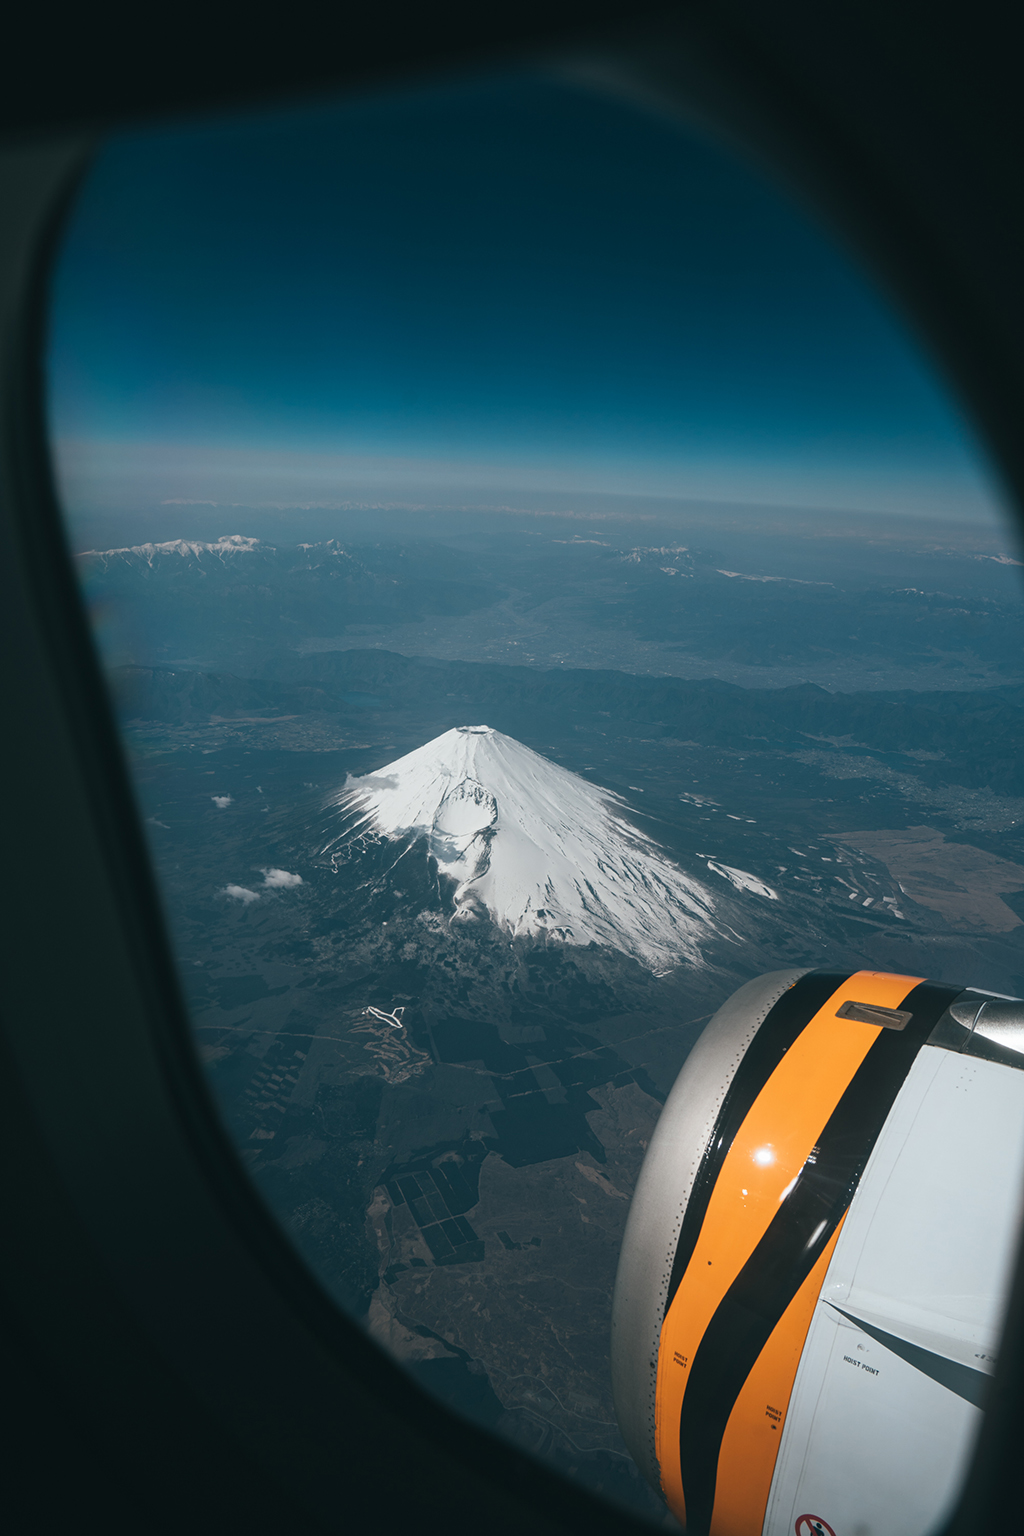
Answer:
2;9;1023;1532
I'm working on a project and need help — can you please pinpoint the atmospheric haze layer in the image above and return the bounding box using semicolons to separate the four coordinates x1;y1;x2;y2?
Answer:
329;725;721;970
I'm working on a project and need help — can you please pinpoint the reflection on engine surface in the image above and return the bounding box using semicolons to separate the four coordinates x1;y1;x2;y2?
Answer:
612;969;1024;1536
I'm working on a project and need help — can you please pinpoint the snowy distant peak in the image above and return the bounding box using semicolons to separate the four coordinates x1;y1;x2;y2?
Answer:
77;535;369;574
620;545;691;564
292;540;358;568
80;534;268;564
333;725;722;969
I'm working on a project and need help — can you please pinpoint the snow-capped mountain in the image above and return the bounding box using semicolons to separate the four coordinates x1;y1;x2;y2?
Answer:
329;726;723;969
76;535;373;579
75;537;485;667
78;533;271;566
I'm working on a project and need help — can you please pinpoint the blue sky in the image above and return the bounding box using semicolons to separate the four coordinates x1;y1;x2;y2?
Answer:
47;71;1007;524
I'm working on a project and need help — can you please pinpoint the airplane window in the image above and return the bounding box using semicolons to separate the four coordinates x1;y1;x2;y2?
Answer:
45;68;1024;1531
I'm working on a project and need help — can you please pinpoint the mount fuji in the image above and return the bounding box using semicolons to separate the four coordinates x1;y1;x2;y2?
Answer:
328;726;723;970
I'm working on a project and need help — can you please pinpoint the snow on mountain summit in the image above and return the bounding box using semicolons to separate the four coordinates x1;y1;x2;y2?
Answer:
331;726;721;969
79;534;267;563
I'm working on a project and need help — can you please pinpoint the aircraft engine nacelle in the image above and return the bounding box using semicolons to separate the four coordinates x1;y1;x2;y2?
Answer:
611;969;1024;1536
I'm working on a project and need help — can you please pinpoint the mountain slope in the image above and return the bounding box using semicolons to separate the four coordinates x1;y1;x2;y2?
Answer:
330;726;722;969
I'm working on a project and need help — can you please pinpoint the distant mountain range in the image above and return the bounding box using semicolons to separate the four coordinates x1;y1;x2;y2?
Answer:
78;530;1024;685
81;534;268;564
78;536;495;664
109;647;1024;799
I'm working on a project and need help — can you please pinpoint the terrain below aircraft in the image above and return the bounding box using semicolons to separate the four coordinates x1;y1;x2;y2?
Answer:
612;970;1024;1536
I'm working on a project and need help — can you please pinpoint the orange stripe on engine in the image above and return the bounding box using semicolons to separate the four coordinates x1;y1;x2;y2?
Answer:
709;1218;846;1536
654;971;923;1528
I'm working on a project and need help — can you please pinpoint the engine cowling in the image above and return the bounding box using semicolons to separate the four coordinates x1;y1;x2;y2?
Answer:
611;969;1024;1536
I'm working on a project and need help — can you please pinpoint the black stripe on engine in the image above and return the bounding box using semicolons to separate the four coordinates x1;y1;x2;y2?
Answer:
663;972;851;1316
677;981;959;1536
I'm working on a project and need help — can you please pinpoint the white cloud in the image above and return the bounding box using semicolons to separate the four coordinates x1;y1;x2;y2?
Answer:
224;884;260;903
212;795;233;808
344;772;397;792
261;867;303;889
